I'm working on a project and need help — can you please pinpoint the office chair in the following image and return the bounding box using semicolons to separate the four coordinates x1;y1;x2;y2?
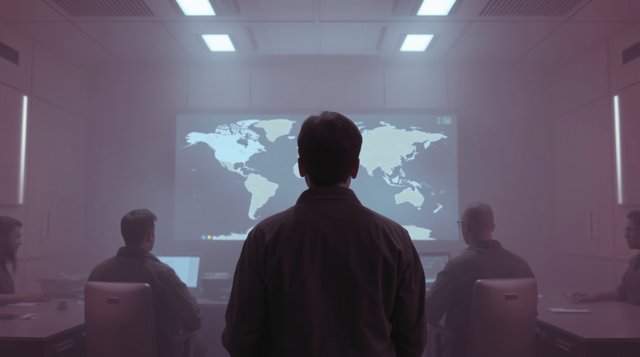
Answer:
467;278;537;357
85;282;195;357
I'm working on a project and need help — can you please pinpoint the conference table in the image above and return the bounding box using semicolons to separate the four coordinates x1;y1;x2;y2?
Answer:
4;294;640;357
0;297;228;357
0;300;85;357
536;294;640;357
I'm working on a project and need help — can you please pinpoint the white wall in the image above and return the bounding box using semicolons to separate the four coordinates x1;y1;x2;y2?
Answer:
549;24;640;293
0;24;89;290
83;56;556;281
0;18;567;292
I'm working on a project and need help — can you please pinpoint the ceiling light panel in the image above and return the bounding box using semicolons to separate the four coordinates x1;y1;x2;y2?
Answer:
400;34;434;52
202;34;235;52
176;0;215;16
417;0;457;16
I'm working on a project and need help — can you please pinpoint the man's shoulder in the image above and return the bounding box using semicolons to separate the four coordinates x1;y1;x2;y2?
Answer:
248;206;297;240
447;244;518;267
255;206;296;227
88;256;119;277
251;201;410;244
364;206;409;233
444;251;474;274
88;253;173;281
252;204;406;230
495;245;532;267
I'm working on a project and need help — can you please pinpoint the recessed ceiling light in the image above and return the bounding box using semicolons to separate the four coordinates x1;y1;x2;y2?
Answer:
400;34;434;52
417;0;457;16
202;34;236;52
176;0;215;16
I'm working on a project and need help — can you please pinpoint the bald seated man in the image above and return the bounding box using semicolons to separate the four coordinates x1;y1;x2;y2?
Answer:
425;203;535;357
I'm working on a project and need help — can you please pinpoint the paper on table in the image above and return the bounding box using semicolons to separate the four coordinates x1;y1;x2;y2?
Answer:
549;307;591;313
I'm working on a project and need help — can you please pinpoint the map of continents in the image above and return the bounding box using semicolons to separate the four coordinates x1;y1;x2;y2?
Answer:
185;119;295;220
184;118;450;240
359;122;447;240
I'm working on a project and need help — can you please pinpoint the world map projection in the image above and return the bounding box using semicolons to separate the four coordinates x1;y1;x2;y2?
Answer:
175;114;457;241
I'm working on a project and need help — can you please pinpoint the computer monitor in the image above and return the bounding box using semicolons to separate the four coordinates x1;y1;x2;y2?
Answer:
419;253;449;285
157;256;201;289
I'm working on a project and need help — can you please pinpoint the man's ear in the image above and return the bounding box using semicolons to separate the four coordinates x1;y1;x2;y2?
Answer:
350;159;359;179
298;158;306;178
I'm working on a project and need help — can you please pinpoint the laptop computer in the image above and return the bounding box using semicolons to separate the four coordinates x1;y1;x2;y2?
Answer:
419;252;449;287
157;255;201;293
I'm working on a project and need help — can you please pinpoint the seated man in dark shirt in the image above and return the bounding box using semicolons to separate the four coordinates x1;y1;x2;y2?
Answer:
89;209;201;357
425;203;534;357
570;210;640;304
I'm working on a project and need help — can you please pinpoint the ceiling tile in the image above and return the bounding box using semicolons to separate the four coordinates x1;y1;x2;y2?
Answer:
0;0;66;22
319;0;396;20
250;22;316;54
10;21;113;68
76;22;187;59
236;0;314;21
570;0;640;22
320;22;383;54
448;22;558;60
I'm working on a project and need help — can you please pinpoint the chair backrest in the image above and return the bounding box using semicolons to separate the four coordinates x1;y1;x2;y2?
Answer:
468;278;537;357
85;282;157;357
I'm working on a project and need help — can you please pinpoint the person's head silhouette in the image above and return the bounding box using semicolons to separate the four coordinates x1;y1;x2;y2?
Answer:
297;111;362;188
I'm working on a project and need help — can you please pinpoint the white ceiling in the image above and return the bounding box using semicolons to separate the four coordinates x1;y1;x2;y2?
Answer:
0;0;638;68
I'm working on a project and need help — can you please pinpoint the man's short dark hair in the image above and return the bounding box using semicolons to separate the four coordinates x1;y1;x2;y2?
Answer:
121;209;157;245
297;111;362;186
628;210;640;227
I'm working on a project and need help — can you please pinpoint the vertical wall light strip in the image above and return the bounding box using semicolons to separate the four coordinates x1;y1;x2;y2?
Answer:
19;95;28;205
613;95;623;205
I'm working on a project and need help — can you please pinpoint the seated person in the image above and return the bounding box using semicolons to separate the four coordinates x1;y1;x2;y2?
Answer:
0;216;47;305
425;203;535;357
570;210;640;304
89;209;201;357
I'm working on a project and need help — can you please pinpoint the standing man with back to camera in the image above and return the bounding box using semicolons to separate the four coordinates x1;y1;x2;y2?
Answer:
222;111;427;356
